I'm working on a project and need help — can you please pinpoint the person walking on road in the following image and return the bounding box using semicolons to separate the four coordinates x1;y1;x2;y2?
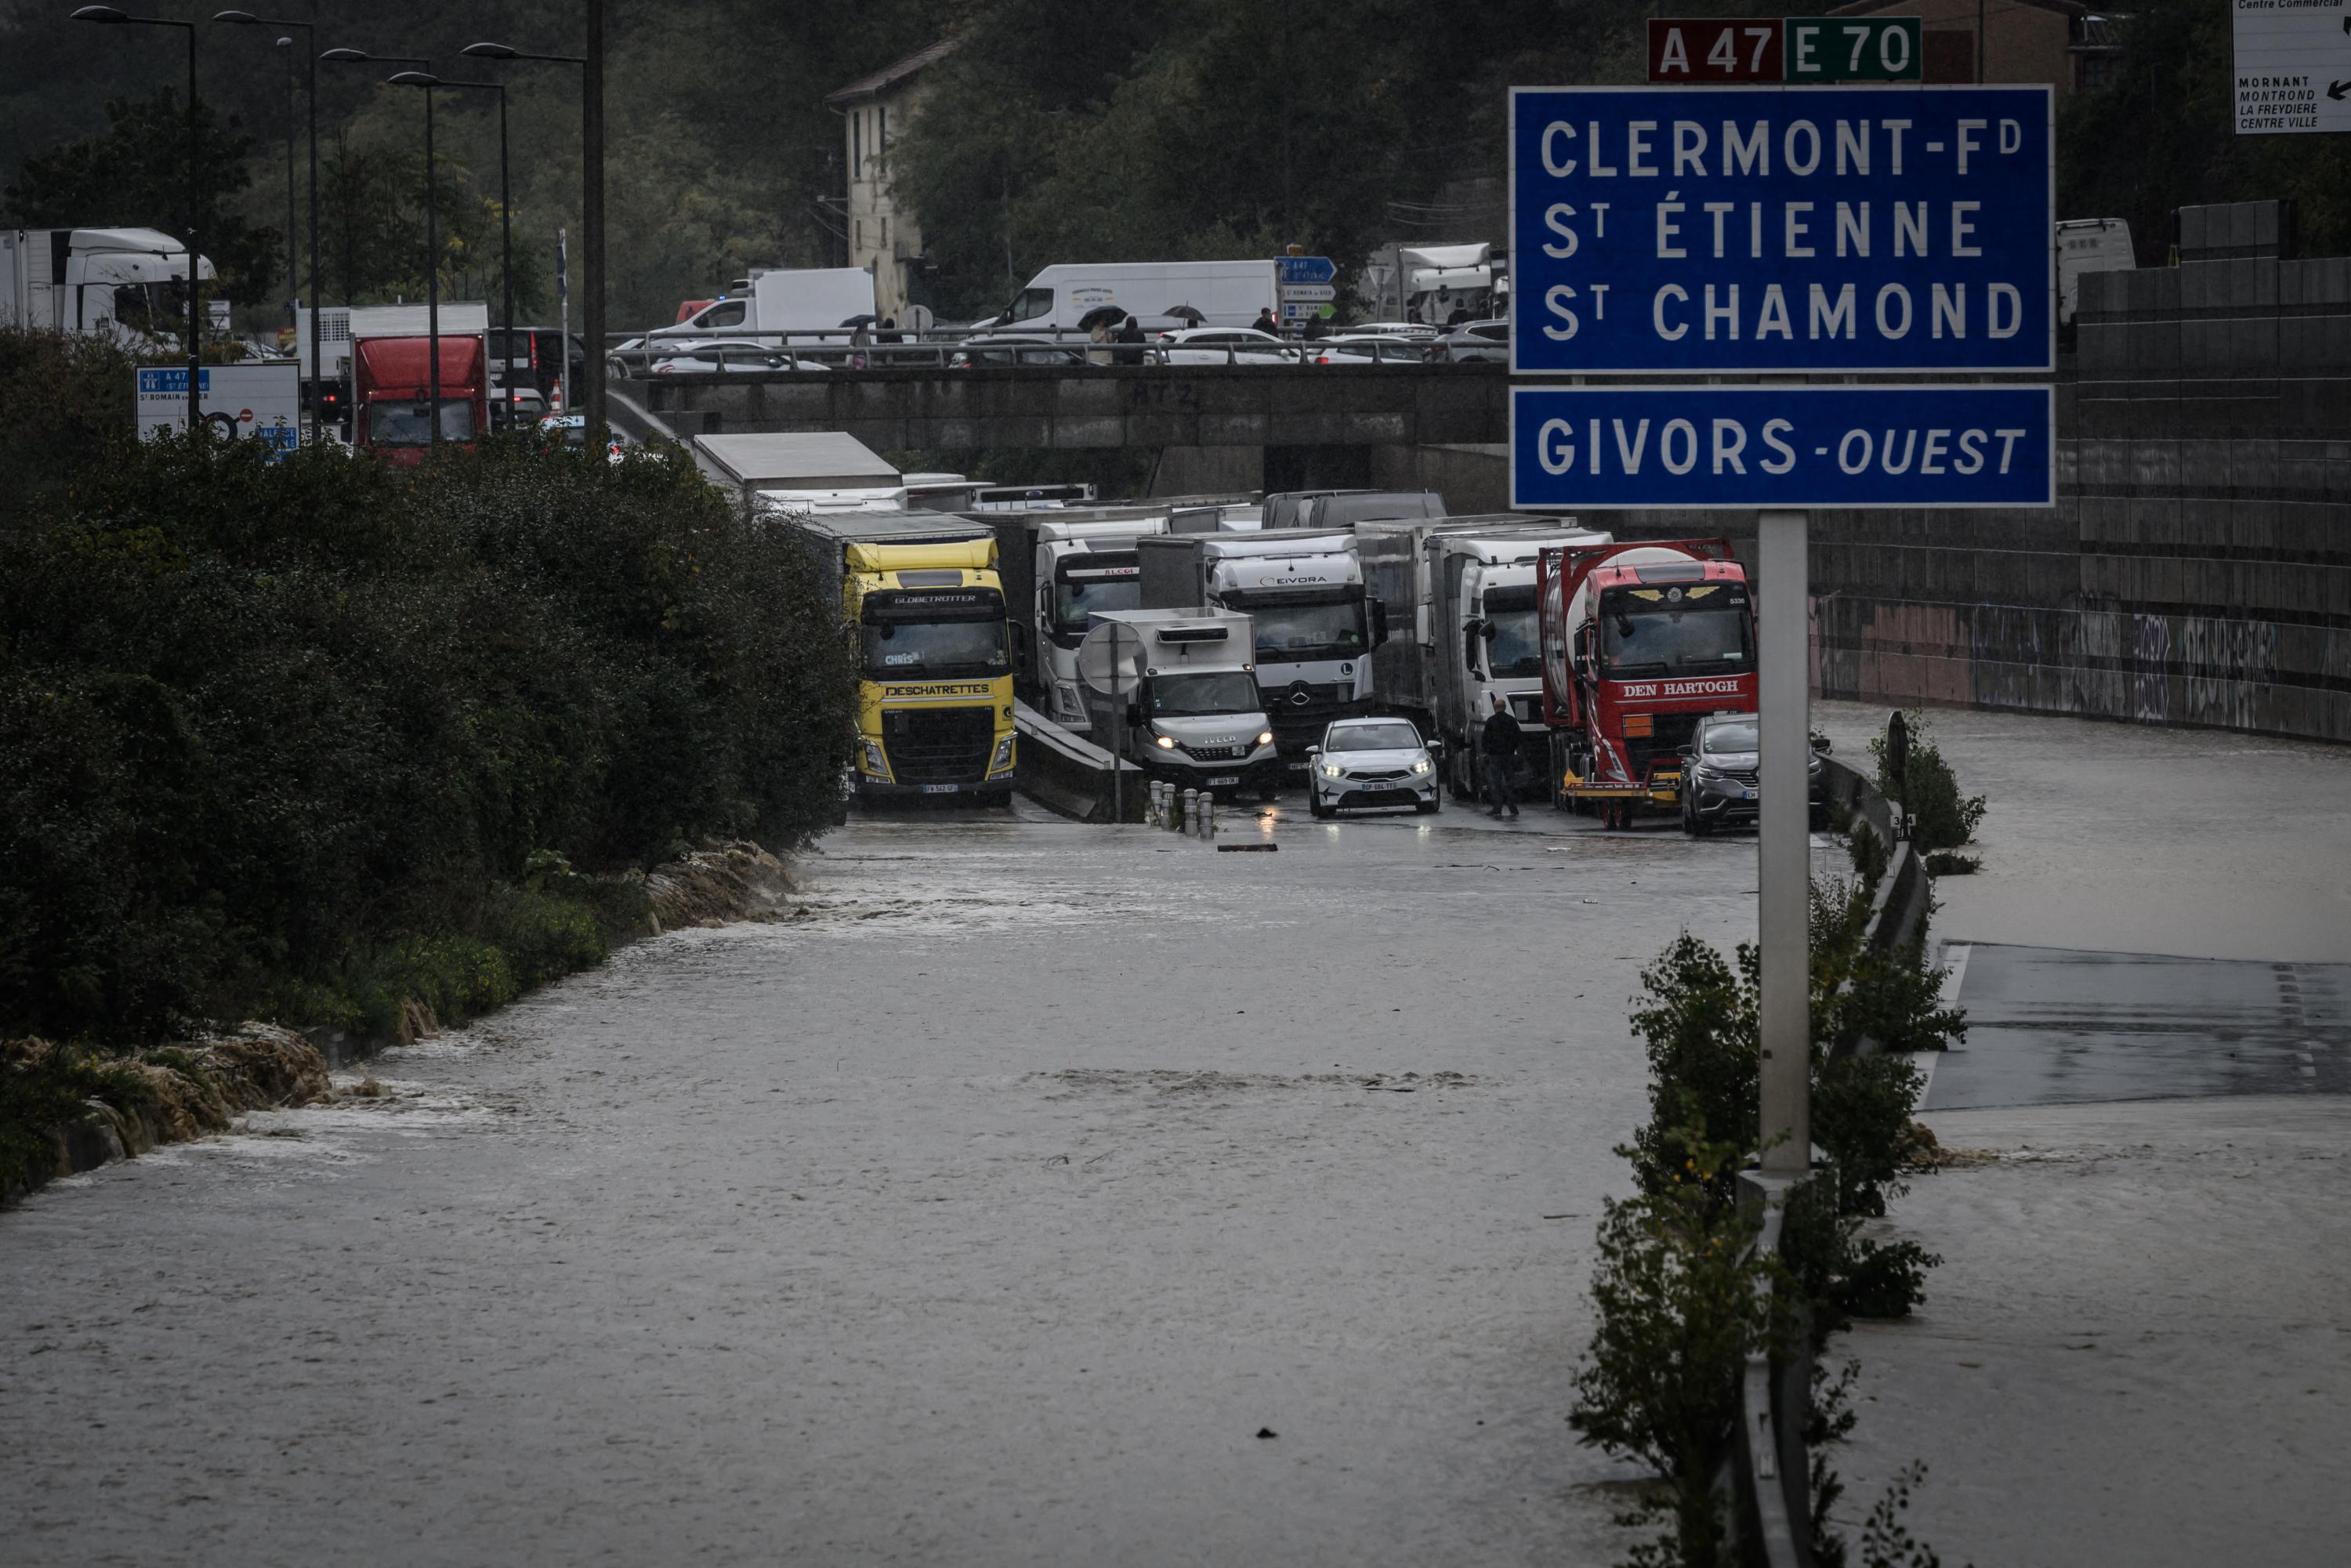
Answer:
1252;306;1282;339
1481;693;1521;818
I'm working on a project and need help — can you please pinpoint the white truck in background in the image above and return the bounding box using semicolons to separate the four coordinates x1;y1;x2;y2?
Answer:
1355;516;1612;800
2056;217;2134;328
615;267;879;363
1136;529;1386;771
694;430;910;513
976;259;1280;335
1078;607;1281;799
989;507;1174;730
2;226;213;348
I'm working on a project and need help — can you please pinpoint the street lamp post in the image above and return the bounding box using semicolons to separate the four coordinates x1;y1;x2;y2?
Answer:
215;9;320;447
72;5;201;434
391;73;512;433
321;49;436;451
462;34;600;446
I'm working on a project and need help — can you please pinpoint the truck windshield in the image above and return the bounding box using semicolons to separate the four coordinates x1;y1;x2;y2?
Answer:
1052;570;1141;634
1237;596;1367;661
1599;588;1753;678
861;617;1009;679
1147;672;1259;716
368;400;478;446
1481;585;1540;679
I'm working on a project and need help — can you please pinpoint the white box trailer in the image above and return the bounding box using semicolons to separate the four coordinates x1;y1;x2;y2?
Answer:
694;430;908;512
1354;516;1612;798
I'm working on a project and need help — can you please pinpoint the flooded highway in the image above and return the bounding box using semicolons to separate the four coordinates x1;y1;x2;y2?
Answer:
5;703;2345;1566
2;796;1770;1566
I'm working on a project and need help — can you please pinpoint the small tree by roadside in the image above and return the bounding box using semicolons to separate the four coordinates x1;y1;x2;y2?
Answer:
1868;711;1986;864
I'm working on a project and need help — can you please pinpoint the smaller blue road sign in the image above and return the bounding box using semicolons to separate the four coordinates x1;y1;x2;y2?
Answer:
1277;255;1337;285
1511;384;2052;510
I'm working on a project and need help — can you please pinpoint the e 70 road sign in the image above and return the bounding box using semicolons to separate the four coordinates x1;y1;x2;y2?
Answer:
1510;384;2054;511
1784;19;1922;83
1509;85;2054;375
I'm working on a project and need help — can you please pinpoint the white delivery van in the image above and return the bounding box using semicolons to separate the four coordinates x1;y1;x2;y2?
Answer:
978;260;1281;335
1078;607;1281;799
2056;218;2134;328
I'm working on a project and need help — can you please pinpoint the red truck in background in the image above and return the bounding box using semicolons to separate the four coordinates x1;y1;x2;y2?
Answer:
351;334;489;465
1537;538;1756;828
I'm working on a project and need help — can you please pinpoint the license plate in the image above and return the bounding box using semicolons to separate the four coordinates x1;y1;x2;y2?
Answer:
1205;775;1240;787
1742;788;1758;801
920;783;961;795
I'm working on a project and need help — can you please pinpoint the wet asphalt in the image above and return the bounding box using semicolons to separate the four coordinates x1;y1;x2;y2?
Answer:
5;703;2345;1565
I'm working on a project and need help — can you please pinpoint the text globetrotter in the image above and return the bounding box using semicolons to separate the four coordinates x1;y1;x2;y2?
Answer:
1509;384;2053;511
1509;85;2054;375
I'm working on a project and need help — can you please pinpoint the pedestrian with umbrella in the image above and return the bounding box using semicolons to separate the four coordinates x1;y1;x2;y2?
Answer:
1078;302;1125;366
841;311;878;369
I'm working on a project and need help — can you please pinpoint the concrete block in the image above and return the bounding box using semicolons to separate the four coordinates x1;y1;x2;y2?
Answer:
2178;263;2211;312
2151;266;2180;314
2178;205;2209;255
2078;320;2124;375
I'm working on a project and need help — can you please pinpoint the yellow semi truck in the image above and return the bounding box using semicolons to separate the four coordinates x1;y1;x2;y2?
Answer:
785;512;1017;805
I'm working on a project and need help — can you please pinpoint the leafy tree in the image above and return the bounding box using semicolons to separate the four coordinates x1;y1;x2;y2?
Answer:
2061;0;2351;261
3;88;280;306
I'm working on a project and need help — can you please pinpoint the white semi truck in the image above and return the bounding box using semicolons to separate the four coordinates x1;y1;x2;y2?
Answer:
1136;529;1386;772
1355;516;1611;799
989;507;1172;730
1077;607;1281;799
1;226;212;347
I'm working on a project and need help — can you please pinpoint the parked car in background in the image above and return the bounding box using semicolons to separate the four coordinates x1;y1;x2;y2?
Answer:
1429;319;1509;364
643;341;831;375
1308;335;1431;366
1150;327;1295;365
491;386;548;429
1306;717;1441;818
948;335;1096;368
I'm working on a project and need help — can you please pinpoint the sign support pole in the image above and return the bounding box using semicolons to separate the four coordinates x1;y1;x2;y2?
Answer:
1111;623;1128;824
1757;509;1810;1176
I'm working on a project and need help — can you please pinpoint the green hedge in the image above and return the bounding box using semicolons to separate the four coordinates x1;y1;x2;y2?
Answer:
0;329;857;1045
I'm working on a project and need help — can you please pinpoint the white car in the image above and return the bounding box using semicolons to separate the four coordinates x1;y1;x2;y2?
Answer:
1306;717;1441;818
1150;327;1298;365
644;341;830;375
1306;334;1431;367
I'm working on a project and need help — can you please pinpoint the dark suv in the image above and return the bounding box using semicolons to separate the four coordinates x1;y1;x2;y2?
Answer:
1679;714;1827;835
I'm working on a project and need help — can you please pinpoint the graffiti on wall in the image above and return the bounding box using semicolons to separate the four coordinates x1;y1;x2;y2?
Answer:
1817;596;2283;736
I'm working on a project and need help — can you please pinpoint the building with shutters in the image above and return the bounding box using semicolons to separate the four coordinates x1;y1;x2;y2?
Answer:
825;39;956;326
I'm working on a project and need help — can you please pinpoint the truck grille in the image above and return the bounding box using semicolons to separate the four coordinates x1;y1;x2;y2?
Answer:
881;706;994;783
1185;744;1248;761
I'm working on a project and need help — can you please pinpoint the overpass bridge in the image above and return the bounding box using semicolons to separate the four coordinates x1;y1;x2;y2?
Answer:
626;360;1510;451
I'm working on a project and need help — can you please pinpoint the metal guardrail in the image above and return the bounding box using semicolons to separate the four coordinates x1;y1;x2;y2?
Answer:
598;323;1455;375
1729;751;1931;1568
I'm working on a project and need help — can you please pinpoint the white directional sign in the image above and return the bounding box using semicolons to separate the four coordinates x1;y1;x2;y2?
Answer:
135;363;302;455
1277;284;1336;302
2233;0;2351;135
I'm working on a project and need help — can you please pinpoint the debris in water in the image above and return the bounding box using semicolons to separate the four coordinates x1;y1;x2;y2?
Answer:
1256;1427;1277;1439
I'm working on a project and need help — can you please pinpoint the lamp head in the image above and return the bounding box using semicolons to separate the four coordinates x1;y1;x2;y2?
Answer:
319;45;369;61
212;9;261;22
72;6;131;22
386;69;438;87
461;41;517;59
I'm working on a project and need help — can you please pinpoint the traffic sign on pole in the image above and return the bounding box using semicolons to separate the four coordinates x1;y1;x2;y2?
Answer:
2233;0;2351;135
1509;85;2055;375
1784;18;1922;83
1509;383;2053;511
1648;19;1782;83
136;363;302;456
1277;255;1337;285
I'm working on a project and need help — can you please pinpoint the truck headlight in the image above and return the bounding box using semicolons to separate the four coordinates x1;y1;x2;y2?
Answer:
861;739;889;776
1319;762;1342;778
1255;730;1273;747
1154;733;1176;750
990;735;1016;773
1411;755;1433;774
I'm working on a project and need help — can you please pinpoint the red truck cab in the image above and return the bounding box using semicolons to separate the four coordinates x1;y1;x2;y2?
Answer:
350;335;489;465
1537;539;1757;824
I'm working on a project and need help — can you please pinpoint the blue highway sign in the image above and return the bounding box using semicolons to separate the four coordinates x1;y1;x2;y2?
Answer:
1510;85;2052;374
1509;384;2052;510
1277;255;1337;285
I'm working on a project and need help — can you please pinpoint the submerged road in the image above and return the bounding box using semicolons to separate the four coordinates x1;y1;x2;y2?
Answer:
5;703;2343;1565
2;798;1771;1566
